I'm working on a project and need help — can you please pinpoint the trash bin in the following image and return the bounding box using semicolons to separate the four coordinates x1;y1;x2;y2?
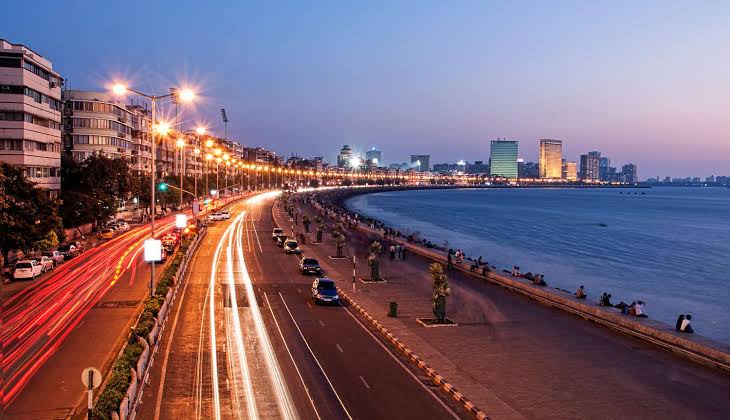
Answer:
388;301;398;317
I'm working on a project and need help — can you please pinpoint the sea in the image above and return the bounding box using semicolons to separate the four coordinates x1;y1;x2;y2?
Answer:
346;187;730;344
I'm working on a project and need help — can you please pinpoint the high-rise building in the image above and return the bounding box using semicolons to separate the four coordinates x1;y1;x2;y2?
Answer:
561;159;578;180
0;39;63;196
621;163;638;184
579;151;600;181
410;154;430;171
337;145;353;168
365;146;381;167
539;139;562;178
490;139;518;178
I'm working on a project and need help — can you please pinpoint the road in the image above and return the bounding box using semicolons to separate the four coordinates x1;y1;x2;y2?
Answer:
2;214;181;418
140;192;461;419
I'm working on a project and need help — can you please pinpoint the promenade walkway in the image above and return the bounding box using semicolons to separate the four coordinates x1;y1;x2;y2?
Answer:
286;198;730;419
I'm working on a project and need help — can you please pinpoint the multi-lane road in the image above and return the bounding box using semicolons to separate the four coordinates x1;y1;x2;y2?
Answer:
140;192;461;419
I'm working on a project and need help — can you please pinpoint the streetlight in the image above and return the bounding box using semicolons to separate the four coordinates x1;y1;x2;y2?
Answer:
176;138;185;209
205;153;213;197
112;82;195;298
193;147;201;199
215;157;222;193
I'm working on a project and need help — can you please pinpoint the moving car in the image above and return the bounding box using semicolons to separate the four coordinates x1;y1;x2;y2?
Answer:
208;213;225;221
32;256;55;272
162;234;178;253
57;243;80;260
311;278;339;304
13;260;43;279
220;211;230;220
99;228;115;239
42;250;65;266
277;235;289;247
283;240;301;254
299;257;322;275
272;227;285;240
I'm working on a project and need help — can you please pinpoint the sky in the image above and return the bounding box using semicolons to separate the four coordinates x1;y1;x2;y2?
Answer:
3;0;730;177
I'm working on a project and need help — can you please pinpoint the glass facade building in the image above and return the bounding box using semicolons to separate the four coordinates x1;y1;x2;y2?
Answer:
489;139;518;178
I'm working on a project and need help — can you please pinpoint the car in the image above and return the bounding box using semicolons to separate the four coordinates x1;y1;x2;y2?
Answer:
13;260;43;279
31;256;55;272
311;278;339;304
99;228;115;239
57;244;79;260
283;240;301;254
299;257;322;275
220;211;230;220
71;241;85;253
277;235;289;247
272;227;285;240
208;212;224;221
42;250;65;266
114;221;130;232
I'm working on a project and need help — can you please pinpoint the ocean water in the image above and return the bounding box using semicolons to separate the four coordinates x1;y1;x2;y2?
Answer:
347;187;730;343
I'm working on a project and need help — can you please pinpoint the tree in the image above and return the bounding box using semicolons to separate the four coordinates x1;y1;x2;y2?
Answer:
332;227;346;258
302;214;311;233
0;162;64;265
430;263;450;323
368;241;382;280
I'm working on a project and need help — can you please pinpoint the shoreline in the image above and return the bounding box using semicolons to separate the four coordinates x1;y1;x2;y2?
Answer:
305;185;730;371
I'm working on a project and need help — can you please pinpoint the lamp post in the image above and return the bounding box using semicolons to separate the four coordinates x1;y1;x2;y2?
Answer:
193;147;200;198
205;153;213;197
112;83;194;297
215;157;222;194
176;137;185;209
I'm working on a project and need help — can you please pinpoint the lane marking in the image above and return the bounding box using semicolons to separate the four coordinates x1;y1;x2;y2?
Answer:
264;293;322;420
359;376;371;390
306;302;312;309
335;344;344;353
278;292;353;420
318;320;325;328
341;307;461;420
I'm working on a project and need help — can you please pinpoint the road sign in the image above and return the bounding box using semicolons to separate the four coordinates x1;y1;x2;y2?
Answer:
81;366;102;389
144;239;162;262
175;214;188;228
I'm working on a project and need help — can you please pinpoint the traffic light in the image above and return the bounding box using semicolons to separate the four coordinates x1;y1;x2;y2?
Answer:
158;182;168;191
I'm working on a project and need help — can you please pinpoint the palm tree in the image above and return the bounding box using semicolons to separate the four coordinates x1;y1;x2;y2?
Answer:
430;263;450;323
316;222;324;243
368;241;382;280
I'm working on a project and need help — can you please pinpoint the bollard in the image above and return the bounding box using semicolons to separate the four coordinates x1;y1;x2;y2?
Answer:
388;301;398;318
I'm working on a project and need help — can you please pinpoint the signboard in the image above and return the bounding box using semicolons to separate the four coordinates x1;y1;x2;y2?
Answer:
81;367;102;389
175;214;188;228
144;239;162;262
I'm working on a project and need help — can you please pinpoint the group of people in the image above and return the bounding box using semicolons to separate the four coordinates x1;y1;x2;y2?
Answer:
675;314;694;334
598;294;648;317
388;243;407;261
511;266;547;286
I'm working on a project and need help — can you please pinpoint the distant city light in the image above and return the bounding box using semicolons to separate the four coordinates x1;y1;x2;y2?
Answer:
457;160;466;166
350;156;361;167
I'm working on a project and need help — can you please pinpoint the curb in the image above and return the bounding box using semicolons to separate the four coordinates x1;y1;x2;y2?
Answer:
338;288;489;420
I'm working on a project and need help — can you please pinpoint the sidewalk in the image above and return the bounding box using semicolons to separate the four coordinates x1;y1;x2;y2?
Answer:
284;200;730;420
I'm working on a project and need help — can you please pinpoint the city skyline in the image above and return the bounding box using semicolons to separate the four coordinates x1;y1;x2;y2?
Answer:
3;2;730;177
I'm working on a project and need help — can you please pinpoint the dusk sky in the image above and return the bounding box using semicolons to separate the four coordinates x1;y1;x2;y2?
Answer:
4;0;729;177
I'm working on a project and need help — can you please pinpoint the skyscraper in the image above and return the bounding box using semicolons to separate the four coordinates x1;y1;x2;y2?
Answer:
490;139;518;178
539;139;562;178
561;159;578;180
621;163;638;184
580;151;600;181
337;145;353;167
410;154;430;171
365;146;381;166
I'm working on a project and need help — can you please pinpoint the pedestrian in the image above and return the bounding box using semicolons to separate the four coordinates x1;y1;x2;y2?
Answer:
447;252;453;270
675;314;685;332
395;244;402;260
389;244;396;260
401;246;407;261
679;314;694;333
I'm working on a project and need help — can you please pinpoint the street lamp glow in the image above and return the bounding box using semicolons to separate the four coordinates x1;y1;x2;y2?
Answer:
112;83;128;96
206;153;213;160
179;88;195;103
196;126;206;135
214;148;221;156
155;121;171;136
223;153;229;160
176;138;186;148
349;156;361;167
206;139;214;148
194;148;201;155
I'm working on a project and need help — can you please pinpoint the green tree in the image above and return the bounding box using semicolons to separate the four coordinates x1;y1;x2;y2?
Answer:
0;162;64;264
430;263;450;323
368;241;382;280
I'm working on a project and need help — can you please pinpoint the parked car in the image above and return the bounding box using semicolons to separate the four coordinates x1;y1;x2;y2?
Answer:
31;256;55;272
277;235;289;247
299;257;322;275
13;260;43;279
57;244;80;260
272;227;285;240
71;241;85;253
116;221;130;232
220;211;230;220
99;228;115;239
208;213;224;222
311;278;339;304
42;250;65;266
283;240;301;254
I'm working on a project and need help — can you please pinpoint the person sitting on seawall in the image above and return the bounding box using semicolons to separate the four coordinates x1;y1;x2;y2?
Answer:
511;266;521;277
599;293;613;307
629;300;648;318
677;314;694;334
575;285;587;299
533;273;547;286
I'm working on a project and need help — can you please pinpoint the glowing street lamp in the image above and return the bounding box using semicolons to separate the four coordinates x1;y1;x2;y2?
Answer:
196;126;206;135
206;139;214;148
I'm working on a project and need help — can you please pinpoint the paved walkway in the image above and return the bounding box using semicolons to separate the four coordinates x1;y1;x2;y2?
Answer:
290;199;730;420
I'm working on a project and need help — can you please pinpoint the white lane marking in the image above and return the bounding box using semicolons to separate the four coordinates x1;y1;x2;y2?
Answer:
236;212;298;420
318;320;325;328
251;214;264;253
306;302;312;309
278;292;353;420
336;344;344;353
341;307;461;420
264;293;322;420
359;376;371;390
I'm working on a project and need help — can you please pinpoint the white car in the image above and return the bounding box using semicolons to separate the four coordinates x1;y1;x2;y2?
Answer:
32;256;55;272
13;260;43;279
272;227;284;240
208;213;225;221
283;240;301;254
115;221;130;232
220;211;230;220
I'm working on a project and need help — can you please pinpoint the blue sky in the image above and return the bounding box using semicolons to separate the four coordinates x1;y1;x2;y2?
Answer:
4;0;730;177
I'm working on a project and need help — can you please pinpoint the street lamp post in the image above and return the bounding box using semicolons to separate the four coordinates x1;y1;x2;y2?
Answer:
205;153;213;197
112;83;195;297
176;137;185;209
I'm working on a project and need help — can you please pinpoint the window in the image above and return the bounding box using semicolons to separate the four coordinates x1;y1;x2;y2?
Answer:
23;60;62;86
0;55;22;68
0;111;23;121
